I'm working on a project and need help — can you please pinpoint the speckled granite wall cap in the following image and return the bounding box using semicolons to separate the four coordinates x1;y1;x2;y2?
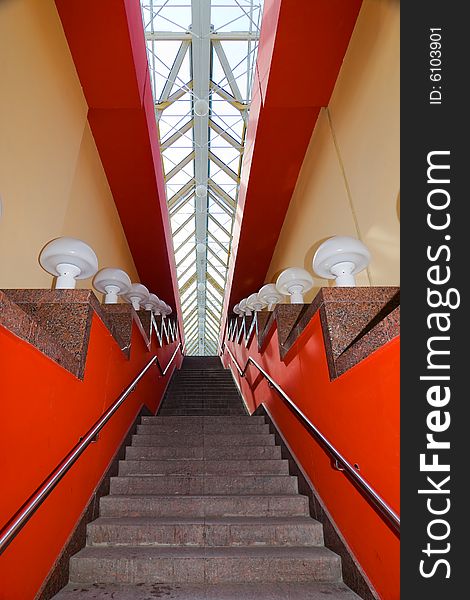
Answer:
0;289;176;379
226;287;400;380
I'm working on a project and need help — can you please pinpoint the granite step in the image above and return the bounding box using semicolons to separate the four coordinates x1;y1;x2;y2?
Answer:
53;582;361;600
69;545;342;584
86;516;324;547
125;445;282;461
131;433;275;447
140;415;265;424
136;422;269;435
109;474;298;495
158;410;246;416
51;358;358;600
118;458;289;476
99;494;310;518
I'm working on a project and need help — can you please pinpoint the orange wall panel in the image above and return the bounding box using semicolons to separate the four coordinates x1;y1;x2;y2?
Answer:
0;315;181;600
223;313;399;600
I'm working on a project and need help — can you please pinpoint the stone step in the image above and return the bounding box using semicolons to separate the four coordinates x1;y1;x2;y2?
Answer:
52;582;362;600
140;416;265;424
69;545;342;584
109;474;298;496
87;516;323;547
125;445;282;461
100;494;310;518
160;404;243;409
158;410;247;416
160;402;242;406
119;459;288;476
131;433;275;447
136;423;269;435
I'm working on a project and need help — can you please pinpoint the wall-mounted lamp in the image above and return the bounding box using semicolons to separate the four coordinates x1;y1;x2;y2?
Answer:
276;267;313;304
124;283;149;310
93;268;131;304
313;236;370;286
258;284;284;311
246;292;267;313
238;298;252;317
39;237;98;289
144;293;160;312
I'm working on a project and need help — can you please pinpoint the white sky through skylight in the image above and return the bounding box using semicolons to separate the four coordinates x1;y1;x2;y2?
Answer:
140;0;263;355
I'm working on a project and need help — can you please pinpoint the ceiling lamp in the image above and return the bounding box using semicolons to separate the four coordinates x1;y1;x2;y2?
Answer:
39;237;98;289
276;268;313;304
313;236;371;286
194;99;209;116
195;184;207;197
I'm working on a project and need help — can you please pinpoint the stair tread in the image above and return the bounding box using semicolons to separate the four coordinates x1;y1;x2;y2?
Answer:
54;582;361;600
50;360;357;598
71;545;339;559
89;516;319;526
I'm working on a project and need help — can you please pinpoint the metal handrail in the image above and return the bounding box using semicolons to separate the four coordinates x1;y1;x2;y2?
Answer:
222;341;400;535
0;342;182;555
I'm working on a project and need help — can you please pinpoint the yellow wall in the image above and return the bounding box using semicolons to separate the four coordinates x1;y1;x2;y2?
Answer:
266;0;400;301
0;0;139;290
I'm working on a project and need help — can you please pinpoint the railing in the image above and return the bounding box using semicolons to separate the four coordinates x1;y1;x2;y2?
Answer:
0;342;183;555
221;340;400;535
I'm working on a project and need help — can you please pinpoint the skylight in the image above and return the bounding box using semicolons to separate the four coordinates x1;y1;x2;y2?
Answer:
141;0;263;355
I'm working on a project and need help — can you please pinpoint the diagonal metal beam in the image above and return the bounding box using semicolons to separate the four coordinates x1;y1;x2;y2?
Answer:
168;180;195;210
160;41;191;102
209;119;242;151
210;81;247;112
161;119;194;151
212;40;243;103
208;213;232;240
165;151;195;181
209;151;239;182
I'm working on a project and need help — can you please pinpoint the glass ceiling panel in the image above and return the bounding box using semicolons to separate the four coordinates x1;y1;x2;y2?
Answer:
141;0;264;355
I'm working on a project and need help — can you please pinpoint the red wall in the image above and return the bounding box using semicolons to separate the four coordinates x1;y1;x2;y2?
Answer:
223;313;399;600
0;314;181;600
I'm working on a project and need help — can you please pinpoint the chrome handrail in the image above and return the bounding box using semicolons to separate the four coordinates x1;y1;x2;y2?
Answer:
222;341;400;535
0;342;182;555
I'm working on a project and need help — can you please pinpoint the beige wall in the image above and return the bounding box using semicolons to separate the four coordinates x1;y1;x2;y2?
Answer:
0;0;139;290
266;0;400;301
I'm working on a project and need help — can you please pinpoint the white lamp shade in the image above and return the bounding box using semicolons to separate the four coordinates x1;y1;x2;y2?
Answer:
93;268;131;304
313;236;370;286
246;292;267;312
39;237;98;289
161;302;172;317
124;283;149;310
258;283;284;310
238;298;252;316
276;267;313;304
144;292;160;311
194;99;209;116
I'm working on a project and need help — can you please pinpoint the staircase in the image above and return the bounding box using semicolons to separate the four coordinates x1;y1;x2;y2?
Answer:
53;357;360;599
